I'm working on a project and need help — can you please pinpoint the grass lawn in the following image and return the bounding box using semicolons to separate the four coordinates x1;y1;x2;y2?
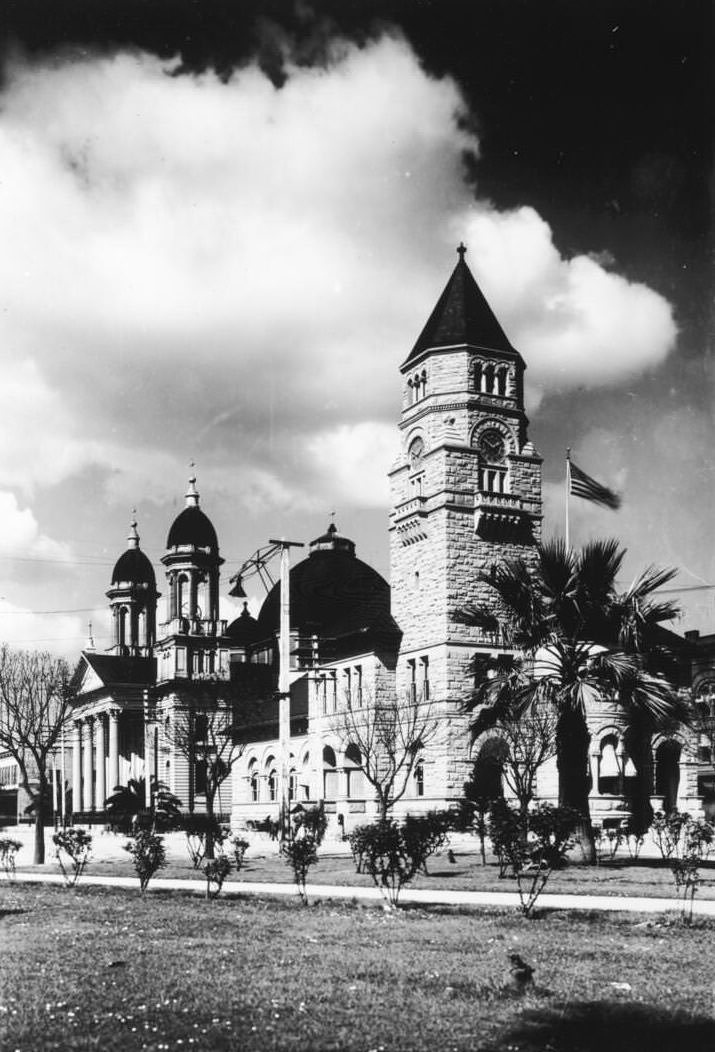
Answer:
1;884;715;1051
12;830;715;901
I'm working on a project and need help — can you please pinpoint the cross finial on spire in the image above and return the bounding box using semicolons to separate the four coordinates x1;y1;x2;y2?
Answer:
185;470;200;508
457;242;467;260
128;509;139;549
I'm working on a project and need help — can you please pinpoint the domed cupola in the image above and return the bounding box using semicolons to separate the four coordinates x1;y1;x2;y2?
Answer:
161;476;224;627
106;514;159;656
166;476;219;552
227;601;261;651
308;522;356;557
256;521;398;655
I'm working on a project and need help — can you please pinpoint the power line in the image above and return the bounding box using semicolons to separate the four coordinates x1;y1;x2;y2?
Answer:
0;607;99;616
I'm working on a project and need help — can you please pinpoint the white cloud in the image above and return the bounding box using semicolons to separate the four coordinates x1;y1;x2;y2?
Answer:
0;35;679;518
0;491;70;560
463;207;677;401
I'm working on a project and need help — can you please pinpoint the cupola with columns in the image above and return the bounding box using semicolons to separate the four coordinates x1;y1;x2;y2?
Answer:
106;514;158;656
156;475;230;682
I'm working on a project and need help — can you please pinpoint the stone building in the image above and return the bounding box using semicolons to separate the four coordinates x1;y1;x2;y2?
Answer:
37;247;708;831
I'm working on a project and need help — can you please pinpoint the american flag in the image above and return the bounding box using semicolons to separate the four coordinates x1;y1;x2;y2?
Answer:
568;460;621;510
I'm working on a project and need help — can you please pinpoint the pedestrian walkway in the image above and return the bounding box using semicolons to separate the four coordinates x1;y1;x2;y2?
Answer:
10;869;715;917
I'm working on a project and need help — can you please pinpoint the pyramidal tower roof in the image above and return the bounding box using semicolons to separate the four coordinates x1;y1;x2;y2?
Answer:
404;244;517;367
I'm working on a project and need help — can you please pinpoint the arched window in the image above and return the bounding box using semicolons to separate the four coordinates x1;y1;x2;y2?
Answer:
598;736;620;795
496;367;507;396
344;743;364;799
247;759;259;802
300;751;311;802
177;574;189;617
420;369;427;398
118;607;128;649
473;361;483;392
414;759;424;798
323;745;338;800
655;741;681;813
267;759;277;802
483;364;495;394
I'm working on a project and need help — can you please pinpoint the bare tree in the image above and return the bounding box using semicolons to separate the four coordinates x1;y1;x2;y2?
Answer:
0;645;74;863
496;702;559;821
162;679;244;858
332;693;438;821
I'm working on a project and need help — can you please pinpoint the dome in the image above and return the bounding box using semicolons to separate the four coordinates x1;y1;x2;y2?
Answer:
255;523;397;642
110;516;156;588
166;506;218;551
165;476;219;551
111;547;156;587
227;602;261;646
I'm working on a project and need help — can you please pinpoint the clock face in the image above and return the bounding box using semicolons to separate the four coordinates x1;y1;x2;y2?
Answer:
478;428;507;464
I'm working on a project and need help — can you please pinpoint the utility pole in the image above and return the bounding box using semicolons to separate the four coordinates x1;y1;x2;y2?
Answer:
269;539;304;838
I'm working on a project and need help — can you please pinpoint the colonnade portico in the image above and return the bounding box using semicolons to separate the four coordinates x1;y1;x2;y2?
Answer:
71;709;122;815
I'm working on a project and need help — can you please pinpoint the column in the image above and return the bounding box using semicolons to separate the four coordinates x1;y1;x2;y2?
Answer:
82;718;94;811
95;714;106;811
108;710;120;794
72;721;82;817
588;751;600;798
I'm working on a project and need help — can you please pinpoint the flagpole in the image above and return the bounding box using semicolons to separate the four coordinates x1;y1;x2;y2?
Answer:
565;448;571;551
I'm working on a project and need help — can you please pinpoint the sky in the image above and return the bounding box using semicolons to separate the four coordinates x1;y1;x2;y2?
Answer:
0;0;712;655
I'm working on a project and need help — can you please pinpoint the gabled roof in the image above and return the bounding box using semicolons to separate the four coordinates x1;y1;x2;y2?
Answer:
404;249;516;367
72;652;156;695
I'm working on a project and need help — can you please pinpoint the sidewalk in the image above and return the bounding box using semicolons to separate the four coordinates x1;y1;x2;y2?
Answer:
10;869;715;917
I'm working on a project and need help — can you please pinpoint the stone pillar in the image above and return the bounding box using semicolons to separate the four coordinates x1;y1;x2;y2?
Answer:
108;710;120;794
72;722;82;816
95;715;106;811
588;751;600;798
82;718;94;811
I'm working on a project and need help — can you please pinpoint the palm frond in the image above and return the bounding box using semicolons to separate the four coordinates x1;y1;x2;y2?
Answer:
577;538;624;602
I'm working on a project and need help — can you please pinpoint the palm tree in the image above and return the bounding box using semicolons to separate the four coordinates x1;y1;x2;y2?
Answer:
461;539;689;859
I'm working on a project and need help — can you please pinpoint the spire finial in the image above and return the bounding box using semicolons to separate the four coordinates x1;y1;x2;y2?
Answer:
128;509;139;549
86;620;96;652
185;467;200;508
457;242;467;261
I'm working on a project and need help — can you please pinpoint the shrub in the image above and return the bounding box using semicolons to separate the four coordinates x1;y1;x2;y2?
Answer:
402;809;454;875
231;836;250;874
487;799;525;878
620;819;644;861
281;835;320;905
455;794;493;864
204;855;233;899
0;837;22;879
651;810;690;860
281;804;327;904
183;814;230;869
291;803;328;845
668;816;715;925
352;816;449;908
485;801;580;916
124;831;167;894
53;828;92;887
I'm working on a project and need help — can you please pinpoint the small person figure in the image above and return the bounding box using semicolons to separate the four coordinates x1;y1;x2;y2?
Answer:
447;848;456;864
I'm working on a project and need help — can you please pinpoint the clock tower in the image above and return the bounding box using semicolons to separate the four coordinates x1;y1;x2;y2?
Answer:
389;245;542;800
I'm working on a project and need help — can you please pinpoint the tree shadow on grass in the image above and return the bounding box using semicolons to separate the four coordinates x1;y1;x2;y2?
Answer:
0;908;26;918
495;1000;715;1052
